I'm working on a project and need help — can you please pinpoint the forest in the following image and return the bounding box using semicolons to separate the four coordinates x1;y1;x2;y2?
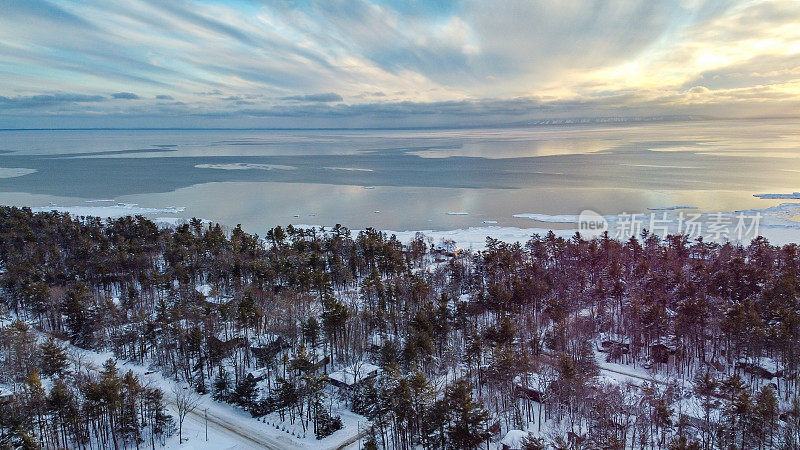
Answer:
1;205;800;449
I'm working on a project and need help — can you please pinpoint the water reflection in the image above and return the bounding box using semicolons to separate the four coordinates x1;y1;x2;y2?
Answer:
0;118;798;232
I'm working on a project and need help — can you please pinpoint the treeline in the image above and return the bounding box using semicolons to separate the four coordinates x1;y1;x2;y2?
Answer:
1;206;800;448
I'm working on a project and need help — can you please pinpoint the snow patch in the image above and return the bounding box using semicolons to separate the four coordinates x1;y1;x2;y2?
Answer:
31;203;186;218
0;167;36;178
513;213;580;223
754;192;800;199
195;163;296;171
647;206;698;211
323;166;373;172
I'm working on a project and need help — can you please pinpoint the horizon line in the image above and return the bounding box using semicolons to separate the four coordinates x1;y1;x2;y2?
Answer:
1;114;798;132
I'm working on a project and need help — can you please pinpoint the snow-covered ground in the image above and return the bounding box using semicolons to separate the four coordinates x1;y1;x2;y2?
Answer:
57;343;368;450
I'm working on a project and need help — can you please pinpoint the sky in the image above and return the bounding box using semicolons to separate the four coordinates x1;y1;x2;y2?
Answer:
1;0;799;128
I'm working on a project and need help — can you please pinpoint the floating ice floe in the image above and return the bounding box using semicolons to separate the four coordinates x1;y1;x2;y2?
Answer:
0;167;36;178
513;213;580;223
754;192;800;199
647;206;698;211
195;163;296;171
323;167;373;172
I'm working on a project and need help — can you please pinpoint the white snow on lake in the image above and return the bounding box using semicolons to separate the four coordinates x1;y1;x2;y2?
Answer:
195;163;296;171
0;167;36;178
647;206;698;211
754;192;800;199
513;213;580;223
620;163;699;169
386;203;800;250
31;203;186;217
323;167;373;172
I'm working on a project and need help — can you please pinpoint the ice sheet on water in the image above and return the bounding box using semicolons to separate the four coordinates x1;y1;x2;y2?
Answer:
0;167;36;178
754;192;800;199
195;163;296;171
647;206;698;211
31;203;186;218
513;213;580;223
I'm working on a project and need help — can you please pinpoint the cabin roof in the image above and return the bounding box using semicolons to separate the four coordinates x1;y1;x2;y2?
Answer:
328;363;380;386
501;430;529;448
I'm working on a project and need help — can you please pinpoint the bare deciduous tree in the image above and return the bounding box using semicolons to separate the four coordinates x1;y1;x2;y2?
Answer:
173;383;201;444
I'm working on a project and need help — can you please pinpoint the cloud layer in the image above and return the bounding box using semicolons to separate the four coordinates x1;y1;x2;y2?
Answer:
1;0;799;127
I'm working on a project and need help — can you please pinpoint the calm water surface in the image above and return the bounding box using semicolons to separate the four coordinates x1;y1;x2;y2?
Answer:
1;119;799;234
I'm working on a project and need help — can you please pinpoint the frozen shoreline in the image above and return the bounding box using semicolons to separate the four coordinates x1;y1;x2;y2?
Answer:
31;203;186;217
19;200;800;250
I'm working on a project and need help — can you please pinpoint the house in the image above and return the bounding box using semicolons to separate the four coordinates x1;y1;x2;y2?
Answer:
513;375;543;402
208;336;246;360
500;430;530;450
736;360;776;380
433;240;460;257
327;362;380;388
250;337;290;366
650;343;676;364
598;339;629;354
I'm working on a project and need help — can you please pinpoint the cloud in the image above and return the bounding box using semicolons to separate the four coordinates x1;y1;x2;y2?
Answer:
0;0;798;127
0;0;94;28
111;92;140;99
0;93;105;109
281;93;344;102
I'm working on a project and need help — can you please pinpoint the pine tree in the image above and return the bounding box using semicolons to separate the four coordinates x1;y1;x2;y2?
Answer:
213;368;232;402
46;379;74;449
301;317;320;348
693;371;718;448
445;380;490;450
233;373;258;411
753;385;778;448
39;337;69;377
62;283;93;346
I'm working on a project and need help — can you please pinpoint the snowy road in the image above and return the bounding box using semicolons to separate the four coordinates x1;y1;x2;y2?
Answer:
168;402;298;449
54;336;302;449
